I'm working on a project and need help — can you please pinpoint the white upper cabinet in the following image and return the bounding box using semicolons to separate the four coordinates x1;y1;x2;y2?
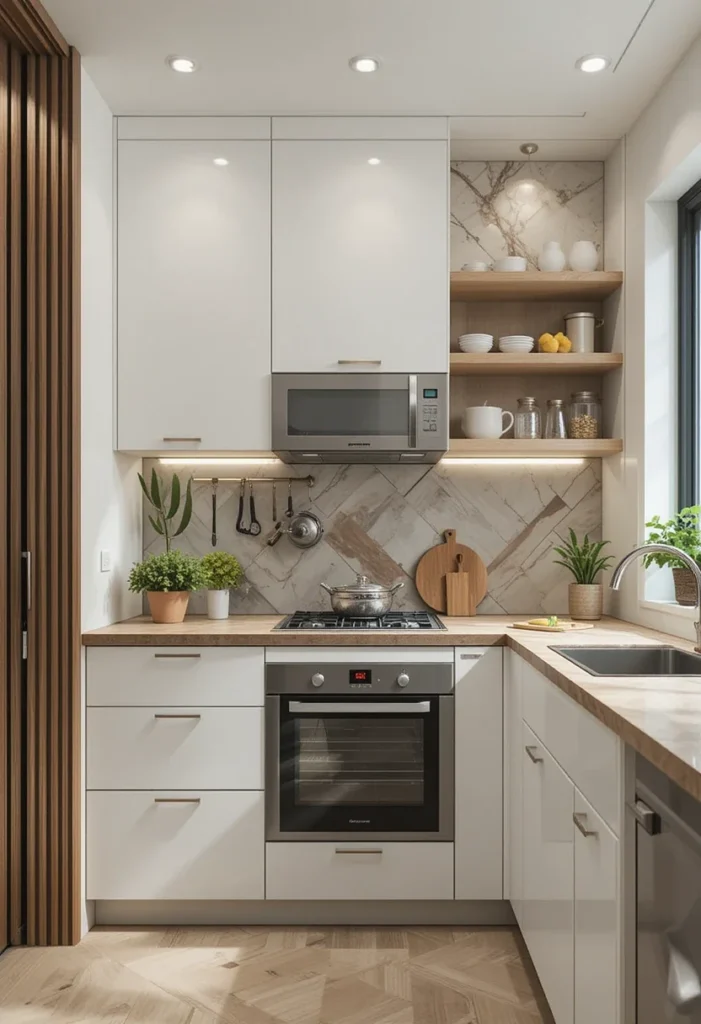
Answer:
271;131;449;373
117;125;271;453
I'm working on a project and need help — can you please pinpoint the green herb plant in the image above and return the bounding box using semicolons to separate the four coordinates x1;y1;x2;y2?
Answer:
128;550;205;594
200;551;244;591
643;506;701;569
139;469;193;552
553;529;615;585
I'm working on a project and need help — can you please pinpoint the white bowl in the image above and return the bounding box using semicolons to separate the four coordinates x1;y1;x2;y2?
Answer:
500;335;534;343
458;333;493;353
493;256;527;272
499;334;534;353
461;261;489;272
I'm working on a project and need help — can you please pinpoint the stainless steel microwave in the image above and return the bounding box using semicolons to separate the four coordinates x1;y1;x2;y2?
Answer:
272;373;449;464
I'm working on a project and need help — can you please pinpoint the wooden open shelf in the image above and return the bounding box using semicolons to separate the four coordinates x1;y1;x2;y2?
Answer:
450;352;623;376
450;271;623;302
447;438;623;459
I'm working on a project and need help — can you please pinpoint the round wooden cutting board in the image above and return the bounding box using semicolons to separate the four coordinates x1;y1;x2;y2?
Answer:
415;529;488;614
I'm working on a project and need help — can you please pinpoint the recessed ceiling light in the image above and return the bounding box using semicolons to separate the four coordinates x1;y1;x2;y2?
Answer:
213;157;229;166
349;55;380;73
167;55;197;73
575;54;610;73
367;157;381;165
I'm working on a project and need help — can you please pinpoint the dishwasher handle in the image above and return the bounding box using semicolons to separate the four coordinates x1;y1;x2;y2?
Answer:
629;797;662;835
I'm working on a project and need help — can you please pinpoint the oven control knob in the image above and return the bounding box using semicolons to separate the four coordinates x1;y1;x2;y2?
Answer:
311;673;325;688
396;672;410;688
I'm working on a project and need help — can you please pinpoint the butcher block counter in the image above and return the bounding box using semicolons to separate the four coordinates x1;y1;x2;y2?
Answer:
83;613;701;802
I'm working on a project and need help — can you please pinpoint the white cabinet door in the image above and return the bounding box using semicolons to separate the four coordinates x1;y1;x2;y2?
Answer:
272;140;448;373
574;790;620;1024
117;138;271;452
454;647;503;899
504;650;524;925
87;791;264;899
522;723;574;1024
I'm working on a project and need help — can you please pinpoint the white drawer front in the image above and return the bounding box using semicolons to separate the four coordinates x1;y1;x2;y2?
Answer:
87;647;264;706
87;791;264;899
87;707;263;790
266;843;454;901
522;660;621;835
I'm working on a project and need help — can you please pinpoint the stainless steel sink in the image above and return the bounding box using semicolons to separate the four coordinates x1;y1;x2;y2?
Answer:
550;645;701;677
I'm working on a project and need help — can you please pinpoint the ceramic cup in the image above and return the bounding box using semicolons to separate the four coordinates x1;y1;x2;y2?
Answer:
462;406;515;439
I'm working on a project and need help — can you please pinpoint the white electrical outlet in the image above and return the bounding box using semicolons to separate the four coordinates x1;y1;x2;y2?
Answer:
100;550;112;573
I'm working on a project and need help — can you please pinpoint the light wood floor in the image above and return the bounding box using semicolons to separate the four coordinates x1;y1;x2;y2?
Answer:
0;926;553;1023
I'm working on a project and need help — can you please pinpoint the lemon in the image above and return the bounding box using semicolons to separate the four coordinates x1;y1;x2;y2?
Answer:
538;333;559;353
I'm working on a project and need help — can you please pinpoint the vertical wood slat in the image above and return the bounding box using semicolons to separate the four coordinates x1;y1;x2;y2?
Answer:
0;33;8;959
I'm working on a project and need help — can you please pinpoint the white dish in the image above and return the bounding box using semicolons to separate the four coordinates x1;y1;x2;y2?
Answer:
498;334;534;353
499;335;534;343
461;261;489;272
458;333;493;353
493;256;527;272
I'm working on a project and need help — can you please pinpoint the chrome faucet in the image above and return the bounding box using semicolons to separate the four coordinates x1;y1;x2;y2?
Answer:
610;544;701;652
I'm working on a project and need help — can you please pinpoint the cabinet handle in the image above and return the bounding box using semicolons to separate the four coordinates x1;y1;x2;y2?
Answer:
525;745;543;764
573;812;598;837
154;714;201;720
153;653;201;659
334;848;383;855
154;798;201;804
336;360;382;365
408;374;418;448
162;437;202;443
460;653;482;660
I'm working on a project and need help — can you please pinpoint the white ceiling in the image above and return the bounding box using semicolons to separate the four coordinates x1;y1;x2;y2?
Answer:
45;0;701;155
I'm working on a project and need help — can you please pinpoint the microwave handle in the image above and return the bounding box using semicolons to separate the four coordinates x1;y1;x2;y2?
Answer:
409;375;418;448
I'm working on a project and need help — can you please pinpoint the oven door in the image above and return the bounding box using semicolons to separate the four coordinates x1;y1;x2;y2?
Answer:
266;694;454;841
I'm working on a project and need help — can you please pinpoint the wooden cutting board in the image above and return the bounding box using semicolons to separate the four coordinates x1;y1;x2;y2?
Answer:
511;621;595;633
415;529;488;615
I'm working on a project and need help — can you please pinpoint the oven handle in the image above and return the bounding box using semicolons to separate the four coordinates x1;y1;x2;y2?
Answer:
288;701;431;714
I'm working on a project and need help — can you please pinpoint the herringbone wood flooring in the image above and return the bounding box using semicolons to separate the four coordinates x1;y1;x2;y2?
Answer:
0;926;552;1023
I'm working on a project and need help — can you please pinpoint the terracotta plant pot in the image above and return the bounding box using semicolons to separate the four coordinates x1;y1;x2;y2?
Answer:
568;583;603;621
673;567;697;606
147;591;190;624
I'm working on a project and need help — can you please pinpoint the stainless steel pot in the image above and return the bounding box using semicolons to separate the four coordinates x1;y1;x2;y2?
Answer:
287;510;324;549
320;574;404;617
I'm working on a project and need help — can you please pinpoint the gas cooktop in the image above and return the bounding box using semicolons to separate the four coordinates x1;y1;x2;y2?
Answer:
274;611;446;631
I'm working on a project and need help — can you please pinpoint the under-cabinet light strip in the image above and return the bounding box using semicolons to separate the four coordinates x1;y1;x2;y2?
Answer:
440;458;585;466
159;458;280;466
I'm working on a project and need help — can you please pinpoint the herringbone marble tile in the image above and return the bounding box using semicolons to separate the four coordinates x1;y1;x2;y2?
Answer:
0;926;552;1023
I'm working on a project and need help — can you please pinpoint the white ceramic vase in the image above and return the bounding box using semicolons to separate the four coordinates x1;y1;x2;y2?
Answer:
538;241;566;272
568;240;599;272
206;589;230;620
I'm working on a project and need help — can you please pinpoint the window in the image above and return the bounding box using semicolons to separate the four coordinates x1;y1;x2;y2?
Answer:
678;178;701;507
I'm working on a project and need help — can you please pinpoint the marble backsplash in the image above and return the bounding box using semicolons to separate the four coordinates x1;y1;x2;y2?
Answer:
142;460;602;616
450;160;604;270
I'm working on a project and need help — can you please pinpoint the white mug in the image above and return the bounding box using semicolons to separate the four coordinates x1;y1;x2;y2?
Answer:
462;406;514;439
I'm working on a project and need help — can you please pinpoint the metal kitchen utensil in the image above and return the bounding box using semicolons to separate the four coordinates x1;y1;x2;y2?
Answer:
320;574;404;617
249;481;261;536
272;481;277;522
287;510;324;549
211;478;218;547
236;479;250;535
286;480;294;519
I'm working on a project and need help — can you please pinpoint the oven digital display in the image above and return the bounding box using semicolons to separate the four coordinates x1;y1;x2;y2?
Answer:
349;669;372;686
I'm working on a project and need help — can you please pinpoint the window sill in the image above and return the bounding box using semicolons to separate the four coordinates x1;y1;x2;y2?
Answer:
640;599;697;619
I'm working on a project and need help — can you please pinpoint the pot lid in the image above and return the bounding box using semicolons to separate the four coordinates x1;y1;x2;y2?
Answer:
325;573;394;596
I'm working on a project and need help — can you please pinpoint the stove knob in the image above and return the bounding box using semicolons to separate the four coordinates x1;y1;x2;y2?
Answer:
311;673;325;688
396;672;410;688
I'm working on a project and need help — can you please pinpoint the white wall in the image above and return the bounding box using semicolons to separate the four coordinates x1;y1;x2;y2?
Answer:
604;33;701;639
81;65;142;934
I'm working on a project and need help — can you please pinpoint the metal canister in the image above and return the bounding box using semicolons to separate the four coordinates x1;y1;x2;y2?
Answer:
563;312;603;353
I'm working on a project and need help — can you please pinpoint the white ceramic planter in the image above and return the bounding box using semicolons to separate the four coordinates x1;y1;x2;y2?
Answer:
207;589;230;620
538;241;566;272
568;240;599;272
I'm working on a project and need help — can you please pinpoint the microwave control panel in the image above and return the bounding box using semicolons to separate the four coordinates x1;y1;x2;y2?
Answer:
421;387;440;433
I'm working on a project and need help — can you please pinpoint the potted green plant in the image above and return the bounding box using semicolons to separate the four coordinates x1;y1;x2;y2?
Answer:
200;551;244;620
553;529;615;620
138;469;193;552
644;506;701;605
128;550;206;624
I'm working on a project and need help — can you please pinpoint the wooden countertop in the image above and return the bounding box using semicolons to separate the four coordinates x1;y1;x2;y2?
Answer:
83;613;701;803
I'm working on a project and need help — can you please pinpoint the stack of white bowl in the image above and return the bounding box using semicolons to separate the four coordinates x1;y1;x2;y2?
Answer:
498;334;534;353
461;260;489;272
493;256;527;272
458;333;493;353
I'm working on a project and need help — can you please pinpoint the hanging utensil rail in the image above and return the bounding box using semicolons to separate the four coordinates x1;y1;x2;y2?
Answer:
192;475;315;485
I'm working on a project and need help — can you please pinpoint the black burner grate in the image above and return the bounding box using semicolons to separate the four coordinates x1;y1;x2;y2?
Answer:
275;610;446;631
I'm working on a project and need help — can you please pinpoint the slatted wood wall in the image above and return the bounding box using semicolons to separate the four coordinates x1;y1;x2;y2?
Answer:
0;4;81;946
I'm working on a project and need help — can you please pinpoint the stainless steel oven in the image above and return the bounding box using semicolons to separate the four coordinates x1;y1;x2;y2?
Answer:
265;648;454;841
271;372;449;463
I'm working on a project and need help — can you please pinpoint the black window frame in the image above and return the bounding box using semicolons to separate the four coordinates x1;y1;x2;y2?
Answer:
678;178;701;509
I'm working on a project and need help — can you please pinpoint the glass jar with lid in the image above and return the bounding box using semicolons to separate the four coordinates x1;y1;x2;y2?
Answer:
514;397;541;439
569;391;601;439
544;399;567;439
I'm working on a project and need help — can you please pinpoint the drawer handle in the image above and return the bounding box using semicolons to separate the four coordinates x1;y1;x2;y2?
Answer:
525;745;543;764
460;654;482;660
154;714;201;720
337;359;382;365
162;437;202;443
334;848;383;855
153;653;201;659
154;798;201;804
573;812;598;838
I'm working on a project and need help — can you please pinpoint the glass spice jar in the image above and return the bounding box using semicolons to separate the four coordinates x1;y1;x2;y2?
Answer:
544;399;567;439
569;391;601;439
514;397;541;439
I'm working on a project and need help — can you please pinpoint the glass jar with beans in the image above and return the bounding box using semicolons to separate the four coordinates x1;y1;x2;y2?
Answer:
569;391;601;439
